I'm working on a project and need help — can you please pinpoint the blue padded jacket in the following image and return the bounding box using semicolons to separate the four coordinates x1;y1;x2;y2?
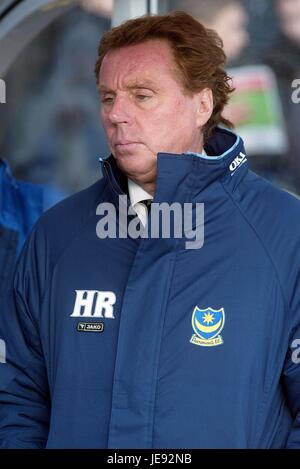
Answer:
0;128;300;448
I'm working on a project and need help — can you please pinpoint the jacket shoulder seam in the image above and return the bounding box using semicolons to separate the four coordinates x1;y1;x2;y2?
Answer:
220;180;289;312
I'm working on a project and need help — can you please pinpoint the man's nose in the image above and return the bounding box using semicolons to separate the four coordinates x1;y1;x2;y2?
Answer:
108;95;132;124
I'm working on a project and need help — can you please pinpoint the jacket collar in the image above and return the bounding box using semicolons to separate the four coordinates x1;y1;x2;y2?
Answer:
99;127;248;204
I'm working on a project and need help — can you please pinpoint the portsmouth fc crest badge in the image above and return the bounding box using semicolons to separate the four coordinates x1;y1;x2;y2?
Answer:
190;306;225;347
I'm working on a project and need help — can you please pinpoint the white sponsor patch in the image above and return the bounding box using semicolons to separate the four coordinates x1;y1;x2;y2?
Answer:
70;290;116;318
229;152;247;175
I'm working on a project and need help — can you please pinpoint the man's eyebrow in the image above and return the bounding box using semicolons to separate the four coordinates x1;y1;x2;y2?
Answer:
98;80;158;93
126;79;158;89
98;85;113;93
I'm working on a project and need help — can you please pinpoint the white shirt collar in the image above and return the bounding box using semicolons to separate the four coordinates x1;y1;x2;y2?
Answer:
128;178;153;207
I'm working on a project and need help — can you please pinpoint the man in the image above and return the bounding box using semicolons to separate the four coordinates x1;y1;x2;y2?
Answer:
264;0;300;191
178;0;249;64
0;11;300;449
0;158;62;305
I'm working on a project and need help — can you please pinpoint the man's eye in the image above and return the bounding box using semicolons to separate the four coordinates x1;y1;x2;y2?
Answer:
101;96;114;104
136;94;151;101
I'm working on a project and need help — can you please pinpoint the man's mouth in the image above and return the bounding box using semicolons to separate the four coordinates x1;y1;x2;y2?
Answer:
115;141;140;146
114;142;142;152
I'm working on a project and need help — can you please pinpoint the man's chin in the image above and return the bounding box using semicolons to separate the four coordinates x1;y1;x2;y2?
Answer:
114;151;155;178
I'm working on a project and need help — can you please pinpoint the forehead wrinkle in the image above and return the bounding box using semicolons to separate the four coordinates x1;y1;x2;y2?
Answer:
126;78;159;90
99;40;186;94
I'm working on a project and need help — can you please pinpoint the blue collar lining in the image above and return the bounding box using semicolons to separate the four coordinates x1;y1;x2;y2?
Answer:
185;133;241;160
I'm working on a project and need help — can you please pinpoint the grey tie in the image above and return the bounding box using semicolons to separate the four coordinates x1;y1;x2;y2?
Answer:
141;199;152;213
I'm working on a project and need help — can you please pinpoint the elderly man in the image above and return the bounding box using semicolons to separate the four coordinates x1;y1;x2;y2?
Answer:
0;11;300;449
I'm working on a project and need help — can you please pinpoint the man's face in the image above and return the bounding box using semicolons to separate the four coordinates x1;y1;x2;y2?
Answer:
278;0;300;46
98;39;210;182
210;4;249;63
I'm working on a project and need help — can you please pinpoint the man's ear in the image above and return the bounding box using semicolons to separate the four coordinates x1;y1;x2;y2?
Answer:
195;88;214;128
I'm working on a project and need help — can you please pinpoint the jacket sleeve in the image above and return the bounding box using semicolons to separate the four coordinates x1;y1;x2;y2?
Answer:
283;269;300;449
0;228;50;448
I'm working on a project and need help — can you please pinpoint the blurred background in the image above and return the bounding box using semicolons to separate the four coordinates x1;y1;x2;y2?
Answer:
0;0;299;198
